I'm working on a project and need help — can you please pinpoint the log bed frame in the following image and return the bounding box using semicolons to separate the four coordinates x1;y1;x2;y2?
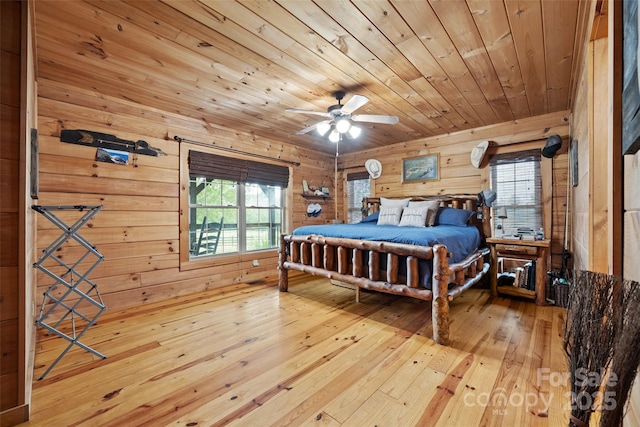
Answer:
278;195;491;345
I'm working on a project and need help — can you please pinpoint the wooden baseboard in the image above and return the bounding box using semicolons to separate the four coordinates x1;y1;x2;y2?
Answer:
0;403;30;427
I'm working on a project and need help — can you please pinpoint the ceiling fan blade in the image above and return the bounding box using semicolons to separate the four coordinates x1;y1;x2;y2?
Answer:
351;114;399;124
285;108;331;118
340;95;369;114
295;120;331;135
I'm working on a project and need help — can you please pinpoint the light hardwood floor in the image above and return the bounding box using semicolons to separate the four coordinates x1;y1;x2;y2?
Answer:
24;276;570;426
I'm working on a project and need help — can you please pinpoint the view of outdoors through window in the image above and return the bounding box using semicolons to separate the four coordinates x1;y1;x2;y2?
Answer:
347;177;370;224
244;183;283;251
189;177;282;257
490;154;542;237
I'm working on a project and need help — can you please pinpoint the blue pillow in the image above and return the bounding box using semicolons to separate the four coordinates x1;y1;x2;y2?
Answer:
435;207;474;226
359;211;380;223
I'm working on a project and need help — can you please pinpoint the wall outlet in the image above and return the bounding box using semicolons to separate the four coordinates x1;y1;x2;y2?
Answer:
252;259;260;267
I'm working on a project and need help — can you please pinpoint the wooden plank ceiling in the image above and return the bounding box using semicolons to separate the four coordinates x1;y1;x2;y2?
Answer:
34;0;586;155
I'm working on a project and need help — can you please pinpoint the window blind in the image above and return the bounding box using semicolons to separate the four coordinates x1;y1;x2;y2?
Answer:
347;171;370;181
189;150;289;188
490;149;542;234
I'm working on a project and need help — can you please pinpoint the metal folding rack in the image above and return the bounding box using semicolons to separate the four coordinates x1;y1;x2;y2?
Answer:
32;205;107;379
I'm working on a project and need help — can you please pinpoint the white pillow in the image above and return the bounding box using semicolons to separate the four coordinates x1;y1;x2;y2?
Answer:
380;197;411;208
398;206;429;227
407;200;441;226
407;200;431;208
377;206;403;226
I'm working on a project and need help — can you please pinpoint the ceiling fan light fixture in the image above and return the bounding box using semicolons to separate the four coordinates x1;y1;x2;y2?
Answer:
348;125;361;139
287;93;398;140
316;122;331;136
335;118;351;133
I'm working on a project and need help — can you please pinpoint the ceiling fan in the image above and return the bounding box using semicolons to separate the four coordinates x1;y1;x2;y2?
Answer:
286;91;399;142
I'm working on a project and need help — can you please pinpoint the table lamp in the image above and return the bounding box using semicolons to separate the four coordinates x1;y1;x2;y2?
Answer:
497;207;508;235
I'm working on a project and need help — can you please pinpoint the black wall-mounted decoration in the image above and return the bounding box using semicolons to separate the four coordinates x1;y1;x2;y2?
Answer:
570;139;579;187
31;128;39;199
60;129;166;156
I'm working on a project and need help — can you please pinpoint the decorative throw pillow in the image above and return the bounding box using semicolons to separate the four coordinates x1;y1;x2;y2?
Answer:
398;206;429;227
380;197;411;208
359;211;380;223
435;207;475;227
377;206;403;226
408;200;441;226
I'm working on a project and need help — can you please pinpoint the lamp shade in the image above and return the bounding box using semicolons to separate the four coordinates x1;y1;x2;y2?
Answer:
335;118;351;133
496;207;508;219
316;122;331;136
347;125;361;138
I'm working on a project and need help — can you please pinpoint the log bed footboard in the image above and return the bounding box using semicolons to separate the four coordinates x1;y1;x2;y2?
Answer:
278;233;489;345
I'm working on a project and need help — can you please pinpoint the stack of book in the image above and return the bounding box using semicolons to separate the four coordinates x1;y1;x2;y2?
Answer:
513;261;536;290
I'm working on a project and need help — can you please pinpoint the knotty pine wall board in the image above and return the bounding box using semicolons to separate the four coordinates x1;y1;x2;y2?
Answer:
35;210;178;230
2;0;38;419
35;69;571;315
568;23;592;272
37;191;178;212
39;240;177;267
36;225;177;249
36;82;334;312
0;159;20;214
39;153;177;184
339;110;570;170
338;111;570;270
1;0;22;414
0;268;19;321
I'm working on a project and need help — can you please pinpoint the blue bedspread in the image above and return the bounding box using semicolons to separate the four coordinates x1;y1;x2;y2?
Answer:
291;223;481;289
292;223;480;264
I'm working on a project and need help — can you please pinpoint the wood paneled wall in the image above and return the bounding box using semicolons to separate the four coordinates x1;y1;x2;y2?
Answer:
337;111;571;270
571;2;633;275
1;1;37;424
571;2;640;422
0;0;22;415
570;34;591;272
35;79;335;314
8;0;636;424
591;37;611;272
34;75;573;342
550;151;571;270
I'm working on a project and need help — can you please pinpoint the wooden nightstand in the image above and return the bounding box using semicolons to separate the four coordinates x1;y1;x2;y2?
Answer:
486;237;551;305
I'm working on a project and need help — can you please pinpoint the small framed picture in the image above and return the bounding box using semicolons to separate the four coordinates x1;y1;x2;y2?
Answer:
321;187;330;195
96;148;129;165
402;154;439;182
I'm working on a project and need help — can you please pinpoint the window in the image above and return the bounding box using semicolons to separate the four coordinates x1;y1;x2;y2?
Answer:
244;183;283;251
490;150;542;236
188;151;288;258
189;177;237;256
346;172;370;223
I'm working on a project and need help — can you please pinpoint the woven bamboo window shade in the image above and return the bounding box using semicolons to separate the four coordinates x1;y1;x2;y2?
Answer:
189;150;289;188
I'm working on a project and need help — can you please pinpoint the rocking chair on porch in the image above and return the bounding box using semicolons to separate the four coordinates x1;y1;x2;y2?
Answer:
190;216;224;256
